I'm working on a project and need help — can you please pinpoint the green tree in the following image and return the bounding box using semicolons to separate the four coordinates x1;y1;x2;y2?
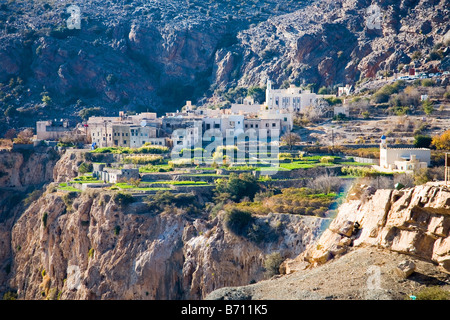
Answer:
413;135;432;148
247;86;266;103
42;95;52;105
422;99;434;115
215;173;259;202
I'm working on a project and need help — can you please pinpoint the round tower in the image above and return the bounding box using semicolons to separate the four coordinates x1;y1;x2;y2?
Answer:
380;135;387;149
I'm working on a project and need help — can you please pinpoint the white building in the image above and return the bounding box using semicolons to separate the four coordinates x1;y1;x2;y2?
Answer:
338;85;353;97
230;97;263;115
379;135;430;171
265;79;317;113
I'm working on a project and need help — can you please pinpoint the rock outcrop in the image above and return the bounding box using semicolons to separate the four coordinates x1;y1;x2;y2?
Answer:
0;147;59;190
283;182;450;274
206;182;450;300
1;0;448;132
4;188;327;300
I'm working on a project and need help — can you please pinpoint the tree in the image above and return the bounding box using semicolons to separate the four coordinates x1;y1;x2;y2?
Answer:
215;172;259;202
280;132;301;150
4;128;17;140
42;95;52;106
414;135;432;148
13;129;33;144
422;99;434;115
247;86;265;104
432;130;450;150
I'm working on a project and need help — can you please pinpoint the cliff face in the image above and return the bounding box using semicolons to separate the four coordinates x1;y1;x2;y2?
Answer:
206;182;450;300
1;0;448;132
4;188;327;300
286;183;450;274
0;147;59;190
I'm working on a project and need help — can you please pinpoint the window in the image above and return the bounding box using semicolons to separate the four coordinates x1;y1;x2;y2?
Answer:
123;140;127;144
272;123;276;127
266;123;269;127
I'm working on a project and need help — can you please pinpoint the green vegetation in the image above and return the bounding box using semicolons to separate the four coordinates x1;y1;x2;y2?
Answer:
113;192;134;206
372;82;403;104
2;291;18;300
78;162;93;174
91;145;169;154
414;135;432;148
42;212;48;228
123;154;164;165
412;286;450;300
264;252;284;277
215;172;260;202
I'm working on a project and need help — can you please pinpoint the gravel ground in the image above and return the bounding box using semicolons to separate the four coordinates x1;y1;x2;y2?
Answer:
206;247;450;300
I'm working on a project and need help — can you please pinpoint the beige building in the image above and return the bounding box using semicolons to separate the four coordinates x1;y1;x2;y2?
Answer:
36;120;73;140
88;112;166;148
379;135;430;171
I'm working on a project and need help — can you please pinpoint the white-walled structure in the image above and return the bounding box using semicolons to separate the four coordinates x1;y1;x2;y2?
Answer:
265;79;317;113
379;135;430;171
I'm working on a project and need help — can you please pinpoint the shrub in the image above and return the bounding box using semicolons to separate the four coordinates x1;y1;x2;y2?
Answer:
223;208;253;237
264;252;284;277
215;172;260;202
2;291;18;300
123;155;163;165
432;130;450;150
42;212;48;228
414;135;432;148
137;145;169;154
78;107;103;120
422;99;434;115
413;286;450;300
78;162;93;174
113;192;134;206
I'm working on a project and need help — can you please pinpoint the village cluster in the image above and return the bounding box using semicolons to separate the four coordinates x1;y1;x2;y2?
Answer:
32;80;432;190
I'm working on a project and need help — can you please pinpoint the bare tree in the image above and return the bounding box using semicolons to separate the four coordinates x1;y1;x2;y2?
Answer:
307;174;343;194
281;132;301;150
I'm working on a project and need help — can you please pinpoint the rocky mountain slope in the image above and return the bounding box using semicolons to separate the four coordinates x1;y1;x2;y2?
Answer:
0;149;328;299
1;0;449;132
206;182;450;300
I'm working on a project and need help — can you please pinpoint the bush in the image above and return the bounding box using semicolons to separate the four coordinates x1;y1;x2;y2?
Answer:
432;130;450;150
123;155;163;165
78;162;93;174
2;291;18;300
264;252;284;278
413;286;450;300
215;172;260;202
78;107;103;120
414;135;432;148
223;208;254;237
113;192;134;206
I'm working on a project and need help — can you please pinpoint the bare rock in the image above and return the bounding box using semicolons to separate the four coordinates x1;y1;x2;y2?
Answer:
395;260;416;279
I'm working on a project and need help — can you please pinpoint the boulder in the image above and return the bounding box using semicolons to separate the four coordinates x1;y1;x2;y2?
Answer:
395;260;416;278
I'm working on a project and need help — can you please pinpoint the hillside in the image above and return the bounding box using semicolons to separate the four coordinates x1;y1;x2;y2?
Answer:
1;0;449;134
206;183;450;300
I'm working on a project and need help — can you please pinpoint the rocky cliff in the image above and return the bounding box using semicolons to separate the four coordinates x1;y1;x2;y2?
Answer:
3;188;327;300
206;182;450;300
1;0;448;132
